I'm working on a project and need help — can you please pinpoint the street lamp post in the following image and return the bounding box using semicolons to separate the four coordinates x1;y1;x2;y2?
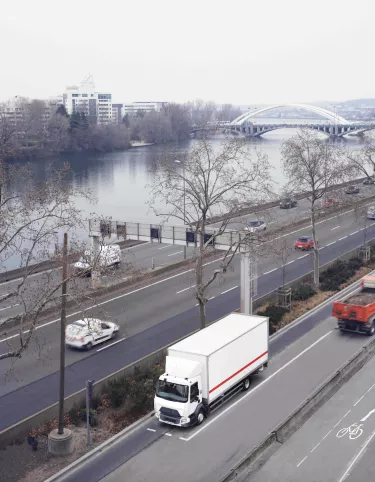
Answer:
174;160;186;225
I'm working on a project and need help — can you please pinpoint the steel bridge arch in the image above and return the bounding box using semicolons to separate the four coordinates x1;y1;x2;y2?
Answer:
230;104;349;126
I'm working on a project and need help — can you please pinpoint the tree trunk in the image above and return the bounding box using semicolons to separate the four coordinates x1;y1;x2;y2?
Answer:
196;223;206;330
311;204;320;287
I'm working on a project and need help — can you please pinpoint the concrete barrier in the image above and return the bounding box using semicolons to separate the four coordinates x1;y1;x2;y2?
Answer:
0;239;144;284
221;333;375;481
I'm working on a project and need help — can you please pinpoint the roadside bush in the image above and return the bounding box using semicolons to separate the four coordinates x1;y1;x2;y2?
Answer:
348;257;363;271
80;408;98;427
292;283;317;301
320;278;341;292
68;406;82;425
107;377;131;408
320;257;363;292
257;305;288;334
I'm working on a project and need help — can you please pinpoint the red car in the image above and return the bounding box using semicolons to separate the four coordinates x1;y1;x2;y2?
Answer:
324;197;339;208
294;236;316;250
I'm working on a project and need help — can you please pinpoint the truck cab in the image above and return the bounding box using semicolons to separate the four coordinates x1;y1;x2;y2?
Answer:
154;357;204;426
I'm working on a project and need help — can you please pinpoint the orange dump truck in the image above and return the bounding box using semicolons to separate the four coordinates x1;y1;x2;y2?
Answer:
333;276;375;336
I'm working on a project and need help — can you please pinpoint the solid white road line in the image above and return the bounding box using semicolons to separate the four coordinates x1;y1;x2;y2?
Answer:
158;245;173;250
353;394;366;407
338;428;375;482
221;286;238;295
127;242;151;249
146;428;156;432
164;433;172;437
331;226;340;230
179;331;332;442
297;456;307;468
96;338;125;352
264;268;277;275
168;251;183;257
339;236;348;241
176;286;194;294
0;303;20;312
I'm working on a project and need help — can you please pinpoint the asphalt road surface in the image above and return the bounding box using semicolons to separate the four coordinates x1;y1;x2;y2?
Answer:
0;204;375;426
59;316;374;482
248;347;375;482
0;188;373;323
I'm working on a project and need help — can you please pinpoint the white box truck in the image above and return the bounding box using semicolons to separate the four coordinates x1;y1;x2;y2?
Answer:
74;244;121;276
154;313;269;427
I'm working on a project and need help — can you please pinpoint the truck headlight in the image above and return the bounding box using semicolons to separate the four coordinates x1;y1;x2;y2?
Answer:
181;417;190;424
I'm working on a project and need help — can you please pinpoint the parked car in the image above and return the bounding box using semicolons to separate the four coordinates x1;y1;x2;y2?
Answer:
65;318;119;350
363;177;375;185
368;205;375;219
324;197;339;208
245;220;267;232
280;197;298;209
294;236;316;250
345;185;360;194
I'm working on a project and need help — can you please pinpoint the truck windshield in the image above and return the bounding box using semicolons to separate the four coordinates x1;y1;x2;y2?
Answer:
155;380;188;403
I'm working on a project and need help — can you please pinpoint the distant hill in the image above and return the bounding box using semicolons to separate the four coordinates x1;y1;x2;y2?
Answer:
339;98;375;107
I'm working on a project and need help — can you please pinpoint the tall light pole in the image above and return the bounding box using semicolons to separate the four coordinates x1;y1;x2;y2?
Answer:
174;160;186;225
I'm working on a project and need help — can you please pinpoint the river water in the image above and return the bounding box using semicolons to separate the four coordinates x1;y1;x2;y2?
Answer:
60;124;362;224
4;122;363;270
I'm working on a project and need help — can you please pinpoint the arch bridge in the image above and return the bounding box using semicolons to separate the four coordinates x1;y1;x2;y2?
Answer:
227;104;375;138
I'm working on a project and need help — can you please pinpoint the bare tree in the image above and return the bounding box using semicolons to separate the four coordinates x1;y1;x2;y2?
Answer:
281;129;349;286
149;137;272;329
0;162;98;361
346;133;375;179
0;103;18;163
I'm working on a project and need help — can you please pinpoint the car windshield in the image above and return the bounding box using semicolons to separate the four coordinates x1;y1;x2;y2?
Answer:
298;237;309;242
282;198;291;202
155;380;189;403
66;321;86;335
248;221;261;226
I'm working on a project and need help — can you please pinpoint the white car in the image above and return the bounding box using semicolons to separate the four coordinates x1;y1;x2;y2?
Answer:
367;206;375;220
65;318;119;350
245;220;267;233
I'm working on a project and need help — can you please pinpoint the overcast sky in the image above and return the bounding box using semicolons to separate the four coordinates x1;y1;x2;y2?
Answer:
1;0;374;105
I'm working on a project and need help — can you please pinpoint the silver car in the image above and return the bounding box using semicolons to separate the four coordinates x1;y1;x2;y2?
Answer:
367;206;375;220
245;220;267;233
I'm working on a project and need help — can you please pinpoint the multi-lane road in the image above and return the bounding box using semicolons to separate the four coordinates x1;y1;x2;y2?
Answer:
1;200;375;432
0;201;373;394
56;311;375;482
248;347;375;482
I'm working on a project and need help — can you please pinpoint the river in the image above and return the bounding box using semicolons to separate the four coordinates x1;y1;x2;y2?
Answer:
60;124;362;223
3;122;363;270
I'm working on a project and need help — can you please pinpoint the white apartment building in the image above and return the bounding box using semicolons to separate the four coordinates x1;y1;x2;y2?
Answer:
112;104;124;123
123;101;168;116
1;95;64;128
63;76;112;125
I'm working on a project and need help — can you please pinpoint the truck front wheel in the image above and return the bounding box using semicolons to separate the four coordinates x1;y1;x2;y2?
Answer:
196;410;205;426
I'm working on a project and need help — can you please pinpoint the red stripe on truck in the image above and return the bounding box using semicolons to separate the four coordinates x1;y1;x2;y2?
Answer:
209;351;268;394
